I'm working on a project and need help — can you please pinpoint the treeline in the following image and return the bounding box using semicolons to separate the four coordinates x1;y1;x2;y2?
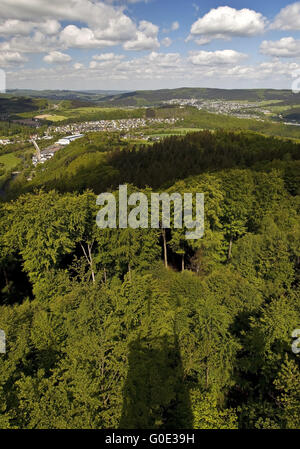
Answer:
109;131;300;189
7;130;300;198
0;121;34;138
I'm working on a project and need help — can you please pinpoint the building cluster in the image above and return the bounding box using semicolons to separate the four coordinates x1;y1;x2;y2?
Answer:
31;117;178;166
32;134;84;166
0;134;54;147
49;117;178;135
32;145;61;166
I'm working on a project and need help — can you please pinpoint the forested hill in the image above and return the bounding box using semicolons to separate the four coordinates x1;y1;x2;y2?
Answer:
9;130;300;196
6;89;128;102
0;95;48;114
99;88;300;107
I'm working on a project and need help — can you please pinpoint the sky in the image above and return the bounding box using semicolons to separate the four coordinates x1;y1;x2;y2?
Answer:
1;0;300;90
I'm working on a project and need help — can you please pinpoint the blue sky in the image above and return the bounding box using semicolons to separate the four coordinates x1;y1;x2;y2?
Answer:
1;0;300;90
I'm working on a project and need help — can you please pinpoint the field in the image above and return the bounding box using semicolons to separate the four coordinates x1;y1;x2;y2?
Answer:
0;152;21;171
146;128;204;138
34;114;67;121
0;152;21;189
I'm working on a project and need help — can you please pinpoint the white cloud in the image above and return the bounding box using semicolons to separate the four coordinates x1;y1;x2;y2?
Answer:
188;50;248;66
189;6;266;44
0;51;28;67
90;52;125;68
92;53;124;61
0;0;121;25
162;37;172;48
148;52;181;67
194;37;212;46
0;31;59;53
44;51;72;64
73;62;84;70
260;37;300;57
0;1;159;51
123;21;160;51
41;20;62;35
271;2;300;30
59;25;115;49
0;20;35;36
7;54;300;90
0;19;61;37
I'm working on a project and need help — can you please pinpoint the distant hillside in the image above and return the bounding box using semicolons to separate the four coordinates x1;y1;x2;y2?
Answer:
99;88;300;107
5;87;300;108
7;89;129;103
0;95;48;114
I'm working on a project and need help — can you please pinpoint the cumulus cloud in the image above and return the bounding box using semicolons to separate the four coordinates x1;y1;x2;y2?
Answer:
0;20;36;36
260;37;300;57
0;31;59;53
0;51;28;67
188;49;248;66
271;2;300;30
148;52;181;67
123;21;160;51
59;19;158;51
44;51;72;64
0;19;61;37
59;25;116;49
0;0;159;52
189;6;266;44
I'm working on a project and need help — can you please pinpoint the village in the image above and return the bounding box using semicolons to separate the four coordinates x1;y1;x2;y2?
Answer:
48;117;179;135
163;98;272;120
31;117;179;166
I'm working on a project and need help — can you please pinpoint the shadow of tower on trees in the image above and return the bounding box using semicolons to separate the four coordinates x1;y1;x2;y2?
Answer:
119;334;193;429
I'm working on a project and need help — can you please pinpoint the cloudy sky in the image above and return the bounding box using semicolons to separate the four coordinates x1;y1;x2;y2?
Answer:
1;0;300;90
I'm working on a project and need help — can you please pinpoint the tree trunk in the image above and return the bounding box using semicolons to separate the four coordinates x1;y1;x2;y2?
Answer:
88;243;95;283
80;241;95;283
162;229;168;269
181;253;185;272
103;268;107;284
227;237;233;261
128;263;132;281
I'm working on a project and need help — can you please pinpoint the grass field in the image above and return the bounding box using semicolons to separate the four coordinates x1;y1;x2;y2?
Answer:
146;128;204;138
0;153;21;170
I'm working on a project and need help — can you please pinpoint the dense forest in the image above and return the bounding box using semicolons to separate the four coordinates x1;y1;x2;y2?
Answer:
0;130;299;429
